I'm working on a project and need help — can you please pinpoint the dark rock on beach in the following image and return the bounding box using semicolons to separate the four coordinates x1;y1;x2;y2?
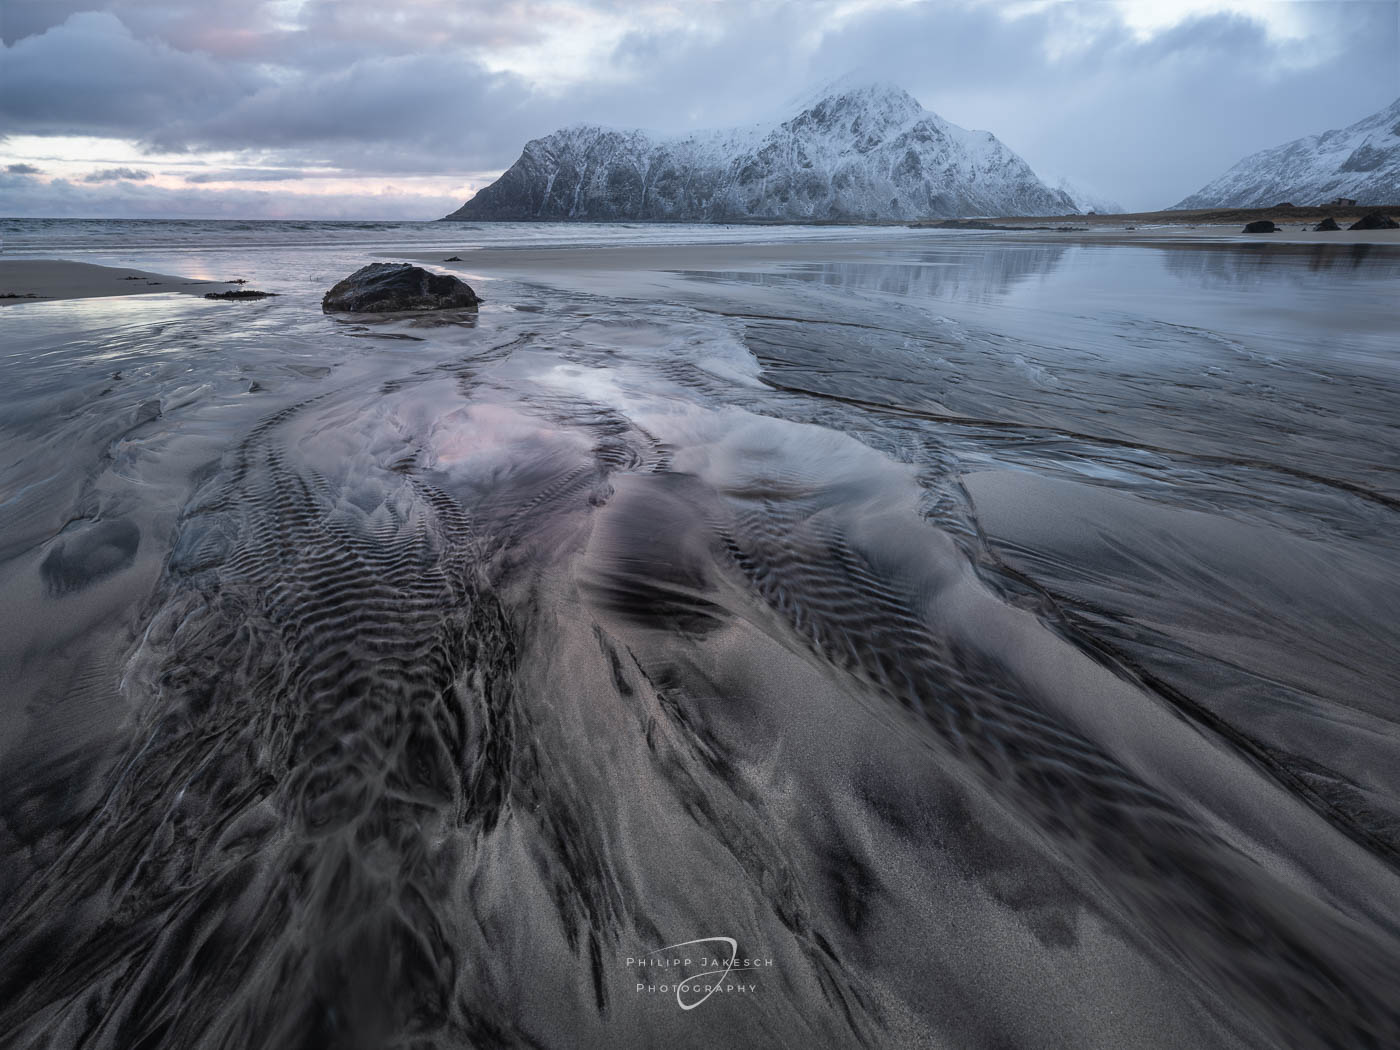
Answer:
204;290;277;300
322;263;480;313
1348;212;1399;230
1314;217;1341;231
1242;220;1277;233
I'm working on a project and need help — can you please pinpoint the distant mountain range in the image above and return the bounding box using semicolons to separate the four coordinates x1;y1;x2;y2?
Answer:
1046;175;1123;216
443;82;1078;222
1174;98;1400;209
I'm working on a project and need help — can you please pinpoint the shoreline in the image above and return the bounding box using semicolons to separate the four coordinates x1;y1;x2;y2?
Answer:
5;221;1398;310
387;225;1400;280
435;203;1400;229
0;259;240;307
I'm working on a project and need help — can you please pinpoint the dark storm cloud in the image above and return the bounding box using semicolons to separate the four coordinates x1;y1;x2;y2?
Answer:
150;53;540;171
2;2;1396;213
82;166;152;182
0;0;97;45
0;11;264;138
0;4;562;173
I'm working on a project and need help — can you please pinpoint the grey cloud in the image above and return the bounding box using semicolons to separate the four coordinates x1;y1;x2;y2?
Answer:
6;163;44;174
158;53;510;149
83;166;152;182
0;11;264;138
2;1;1395;215
0;0;98;45
150;55;551;174
0;172;458;220
184;168;309;183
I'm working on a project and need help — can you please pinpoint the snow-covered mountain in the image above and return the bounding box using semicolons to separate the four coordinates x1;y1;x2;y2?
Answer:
1048;175;1124;215
443;83;1075;222
1174;98;1400;209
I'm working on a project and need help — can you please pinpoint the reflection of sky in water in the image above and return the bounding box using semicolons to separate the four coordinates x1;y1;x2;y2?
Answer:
704;239;1400;366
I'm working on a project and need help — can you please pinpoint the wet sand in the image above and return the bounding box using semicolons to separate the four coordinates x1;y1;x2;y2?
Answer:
5;222;1396;312
2;230;1399;1049
390;223;1400;283
0;259;237;305
1040;225;1400;244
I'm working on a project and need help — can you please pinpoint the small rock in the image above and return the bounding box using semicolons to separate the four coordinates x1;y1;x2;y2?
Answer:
205;290;277;300
1348;212;1399;231
1242;220;1277;233
444;255;463;261
1313;217;1340;231
322;263;480;313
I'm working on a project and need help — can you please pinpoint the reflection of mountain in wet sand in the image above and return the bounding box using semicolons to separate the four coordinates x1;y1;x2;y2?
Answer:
686;242;1071;302
1157;239;1400;288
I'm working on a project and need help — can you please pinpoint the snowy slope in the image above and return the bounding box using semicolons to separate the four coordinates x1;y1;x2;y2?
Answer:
444;83;1075;221
1174;98;1400;209
1048;175;1124;215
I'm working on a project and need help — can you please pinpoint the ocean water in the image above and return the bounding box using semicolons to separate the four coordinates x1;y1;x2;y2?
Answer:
1;216;922;253
1;219;1399;1049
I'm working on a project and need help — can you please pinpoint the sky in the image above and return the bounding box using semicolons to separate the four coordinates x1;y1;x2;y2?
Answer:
1;0;1397;218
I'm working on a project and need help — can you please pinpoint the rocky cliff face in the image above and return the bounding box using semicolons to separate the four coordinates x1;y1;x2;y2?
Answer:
444;83;1075;222
1174;98;1400;209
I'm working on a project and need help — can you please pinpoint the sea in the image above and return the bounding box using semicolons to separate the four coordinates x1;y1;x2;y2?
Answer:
2;217;1399;1049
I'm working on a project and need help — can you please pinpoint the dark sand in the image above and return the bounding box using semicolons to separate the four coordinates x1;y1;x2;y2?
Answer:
0;259;239;305
2;231;1398;1049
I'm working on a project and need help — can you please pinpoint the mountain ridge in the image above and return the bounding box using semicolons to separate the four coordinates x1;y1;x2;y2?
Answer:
1173;98;1400;209
443;83;1076;222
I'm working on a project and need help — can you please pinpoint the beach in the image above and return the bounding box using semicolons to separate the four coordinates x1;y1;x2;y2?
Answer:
6;213;1398;308
1;219;1399;1049
0;258;239;305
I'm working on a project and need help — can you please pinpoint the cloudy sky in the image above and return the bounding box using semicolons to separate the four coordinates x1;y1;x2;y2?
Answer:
2;0;1396;218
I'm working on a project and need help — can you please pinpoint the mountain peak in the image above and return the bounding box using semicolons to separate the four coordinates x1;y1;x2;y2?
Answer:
445;81;1076;222
790;76;924;118
783;79;929;149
